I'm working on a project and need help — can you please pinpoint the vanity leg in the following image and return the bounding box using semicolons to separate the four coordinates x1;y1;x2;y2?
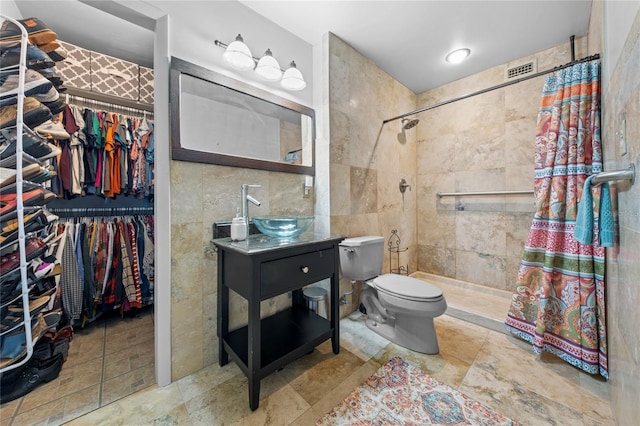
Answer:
217;251;229;366
249;375;261;411
247;297;261;409
330;261;340;355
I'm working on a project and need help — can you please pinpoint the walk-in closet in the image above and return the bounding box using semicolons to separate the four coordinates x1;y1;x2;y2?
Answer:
0;13;156;424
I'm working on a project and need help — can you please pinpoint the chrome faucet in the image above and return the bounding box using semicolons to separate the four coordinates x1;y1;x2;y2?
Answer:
241;184;261;231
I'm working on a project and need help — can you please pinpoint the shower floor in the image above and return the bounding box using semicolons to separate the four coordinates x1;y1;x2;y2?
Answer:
410;272;512;334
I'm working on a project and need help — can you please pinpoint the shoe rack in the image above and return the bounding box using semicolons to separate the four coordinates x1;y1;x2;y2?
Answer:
0;15;69;403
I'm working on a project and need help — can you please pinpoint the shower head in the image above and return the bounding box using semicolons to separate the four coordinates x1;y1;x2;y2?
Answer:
401;118;420;130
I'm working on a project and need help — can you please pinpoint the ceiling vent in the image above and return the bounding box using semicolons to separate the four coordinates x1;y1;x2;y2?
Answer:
505;59;537;80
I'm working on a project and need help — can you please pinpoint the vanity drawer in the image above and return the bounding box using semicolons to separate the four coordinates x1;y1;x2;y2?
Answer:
261;249;334;298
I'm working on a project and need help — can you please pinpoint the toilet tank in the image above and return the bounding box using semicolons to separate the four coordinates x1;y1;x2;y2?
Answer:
339;236;385;280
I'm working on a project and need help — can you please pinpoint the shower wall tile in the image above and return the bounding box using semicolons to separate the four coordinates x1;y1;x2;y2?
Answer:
456;250;507;291
417;133;456;174
350;166;378;214
417;172;456;213
330;164;351;216
329;110;350;164
329;32;417;286
349;213;381;239
417;245;456;278
504;256;521;293
504;119;536;166
455;212;506;256
417;211;456;250
505;213;533;259
599;8;640;424
504;76;545;122
455;168;506;212
454;124;505;172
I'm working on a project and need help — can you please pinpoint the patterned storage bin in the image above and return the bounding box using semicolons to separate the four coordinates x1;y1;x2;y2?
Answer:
90;51;139;100
55;41;91;90
139;66;154;105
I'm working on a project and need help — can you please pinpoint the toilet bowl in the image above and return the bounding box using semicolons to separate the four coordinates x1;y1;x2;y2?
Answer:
339;236;447;354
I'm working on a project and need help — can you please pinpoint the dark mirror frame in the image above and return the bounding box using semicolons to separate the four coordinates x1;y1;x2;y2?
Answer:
170;57;315;175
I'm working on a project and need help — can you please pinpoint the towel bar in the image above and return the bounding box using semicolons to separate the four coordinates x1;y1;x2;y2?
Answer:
592;164;635;185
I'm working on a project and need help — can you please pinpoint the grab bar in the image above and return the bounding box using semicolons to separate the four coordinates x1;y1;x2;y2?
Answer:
592;164;635;185
437;190;534;198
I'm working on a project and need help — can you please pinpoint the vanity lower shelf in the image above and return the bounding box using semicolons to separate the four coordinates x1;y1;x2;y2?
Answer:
224;306;332;377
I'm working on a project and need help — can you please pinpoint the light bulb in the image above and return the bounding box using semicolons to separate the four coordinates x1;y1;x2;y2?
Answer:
255;49;282;81
223;34;255;71
281;61;306;91
445;48;471;64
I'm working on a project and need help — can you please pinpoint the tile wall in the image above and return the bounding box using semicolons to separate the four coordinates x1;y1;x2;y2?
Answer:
327;33;419;317
414;38;588;291
169;162;313;380
595;6;640;425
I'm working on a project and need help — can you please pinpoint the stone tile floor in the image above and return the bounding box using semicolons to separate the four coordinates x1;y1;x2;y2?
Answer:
0;307;155;426
1;275;614;425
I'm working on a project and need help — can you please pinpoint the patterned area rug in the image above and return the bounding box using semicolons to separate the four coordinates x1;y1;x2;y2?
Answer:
317;357;521;426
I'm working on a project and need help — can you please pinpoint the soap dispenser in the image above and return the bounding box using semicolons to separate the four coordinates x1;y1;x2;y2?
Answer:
231;209;247;241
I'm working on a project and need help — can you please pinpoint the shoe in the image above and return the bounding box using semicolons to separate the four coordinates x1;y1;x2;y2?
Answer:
34;119;69;139
0;313;49;369
33;260;54;279
36;40;60;54
0;126;61;161
37;67;63;86
0;97;52;128
46;47;67;63
0;44;55;71
0;17;58;46
0;237;48;274
41;98;66;115
0;353;63;403
0;69;54;106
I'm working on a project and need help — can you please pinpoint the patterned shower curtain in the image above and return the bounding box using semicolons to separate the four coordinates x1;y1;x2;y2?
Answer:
505;60;608;378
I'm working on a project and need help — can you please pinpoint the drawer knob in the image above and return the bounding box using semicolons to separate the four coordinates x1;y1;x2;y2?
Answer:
301;266;309;274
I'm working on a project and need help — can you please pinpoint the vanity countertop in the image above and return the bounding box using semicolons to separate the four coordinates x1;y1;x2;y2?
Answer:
213;232;345;255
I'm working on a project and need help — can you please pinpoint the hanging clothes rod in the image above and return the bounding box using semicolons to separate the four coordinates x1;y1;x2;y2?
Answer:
437;190;534;198
592;164;636;185
64;87;154;112
383;53;601;124
46;206;155;218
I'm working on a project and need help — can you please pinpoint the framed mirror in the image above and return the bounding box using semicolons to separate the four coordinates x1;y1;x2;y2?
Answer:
170;57;315;175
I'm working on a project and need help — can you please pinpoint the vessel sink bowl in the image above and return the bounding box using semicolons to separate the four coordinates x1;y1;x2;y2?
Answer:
253;216;314;238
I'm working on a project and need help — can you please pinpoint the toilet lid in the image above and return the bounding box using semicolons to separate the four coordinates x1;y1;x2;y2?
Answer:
372;274;443;301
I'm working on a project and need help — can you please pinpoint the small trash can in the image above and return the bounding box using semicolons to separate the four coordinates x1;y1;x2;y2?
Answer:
303;286;328;319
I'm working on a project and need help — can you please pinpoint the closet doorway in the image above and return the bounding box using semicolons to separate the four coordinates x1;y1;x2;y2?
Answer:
0;2;166;424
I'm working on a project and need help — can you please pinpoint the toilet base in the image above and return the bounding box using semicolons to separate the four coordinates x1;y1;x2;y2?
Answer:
364;314;440;354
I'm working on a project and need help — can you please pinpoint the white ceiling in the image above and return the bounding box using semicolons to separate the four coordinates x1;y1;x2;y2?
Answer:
11;0;592;93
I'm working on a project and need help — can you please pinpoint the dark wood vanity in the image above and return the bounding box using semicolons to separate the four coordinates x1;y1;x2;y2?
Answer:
213;233;344;410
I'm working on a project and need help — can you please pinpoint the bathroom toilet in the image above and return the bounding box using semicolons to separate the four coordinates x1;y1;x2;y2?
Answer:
339;236;447;354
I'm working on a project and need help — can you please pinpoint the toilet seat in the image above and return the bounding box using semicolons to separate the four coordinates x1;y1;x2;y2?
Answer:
372;274;443;302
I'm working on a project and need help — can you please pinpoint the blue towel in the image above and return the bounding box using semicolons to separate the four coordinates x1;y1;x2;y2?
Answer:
598;183;615;247
574;175;596;245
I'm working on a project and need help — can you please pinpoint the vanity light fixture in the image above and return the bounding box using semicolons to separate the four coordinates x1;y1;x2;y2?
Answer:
215;35;306;91
255;49;283;81
221;34;255;71
445;48;471;64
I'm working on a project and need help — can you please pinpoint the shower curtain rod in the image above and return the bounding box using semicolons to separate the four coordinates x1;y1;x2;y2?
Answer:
383;53;600;124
